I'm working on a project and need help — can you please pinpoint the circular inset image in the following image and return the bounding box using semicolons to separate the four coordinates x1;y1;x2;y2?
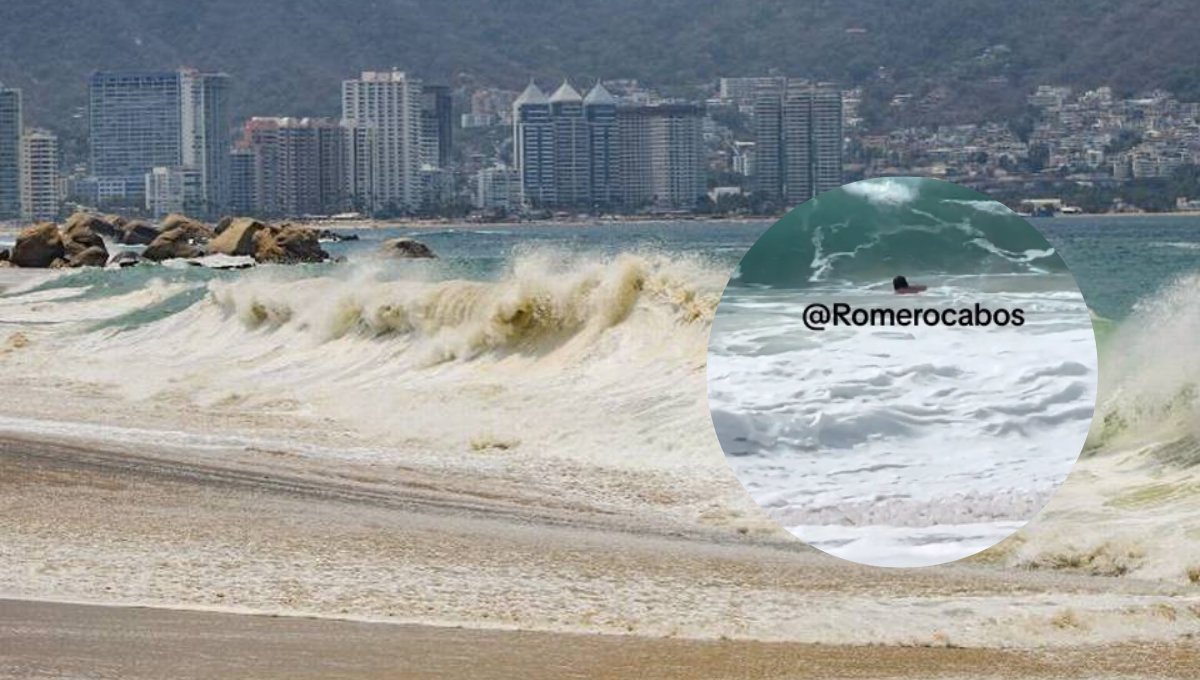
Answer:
707;177;1097;567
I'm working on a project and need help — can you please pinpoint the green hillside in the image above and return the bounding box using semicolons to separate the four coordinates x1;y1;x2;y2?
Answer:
2;0;1197;132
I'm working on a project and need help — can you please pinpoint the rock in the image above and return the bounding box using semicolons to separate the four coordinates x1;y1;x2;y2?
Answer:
108;251;141;268
215;216;234;235
102;214;128;229
184;254;256;270
0;248;9;262
159;214;214;242
208;218;269;257
381;237;437;259
11;222;65;268
48;257;69;269
62;218;109;263
64;212;120;240
264;224;329;264
67;245;109;268
119;221;159;245
316;228;359;242
142;227;203;261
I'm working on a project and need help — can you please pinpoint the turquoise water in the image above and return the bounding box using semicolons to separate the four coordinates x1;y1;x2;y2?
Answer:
733;178;1067;288
1034;216;1200;321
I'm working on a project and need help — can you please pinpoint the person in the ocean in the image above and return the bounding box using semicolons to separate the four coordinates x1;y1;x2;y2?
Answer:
892;275;927;295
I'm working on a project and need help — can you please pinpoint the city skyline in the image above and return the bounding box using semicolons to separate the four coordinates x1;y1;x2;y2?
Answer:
11;65;1200;222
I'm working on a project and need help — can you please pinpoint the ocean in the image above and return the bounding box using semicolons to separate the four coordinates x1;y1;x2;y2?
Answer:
2;211;1200;648
707;179;1096;567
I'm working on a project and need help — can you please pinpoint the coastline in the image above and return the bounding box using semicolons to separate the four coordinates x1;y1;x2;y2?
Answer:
4;599;1199;680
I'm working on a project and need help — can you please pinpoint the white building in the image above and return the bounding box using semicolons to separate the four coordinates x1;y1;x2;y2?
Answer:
20;128;59;222
342;70;423;214
475;166;521;210
145;166;201;218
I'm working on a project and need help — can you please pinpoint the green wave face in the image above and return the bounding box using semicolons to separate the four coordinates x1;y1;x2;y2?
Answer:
733;177;1067;288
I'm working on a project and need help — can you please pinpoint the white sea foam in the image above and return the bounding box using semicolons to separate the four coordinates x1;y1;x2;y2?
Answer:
708;280;1097;567
840;177;919;206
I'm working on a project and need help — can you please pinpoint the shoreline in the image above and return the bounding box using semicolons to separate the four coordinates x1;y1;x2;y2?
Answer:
9;598;1200;680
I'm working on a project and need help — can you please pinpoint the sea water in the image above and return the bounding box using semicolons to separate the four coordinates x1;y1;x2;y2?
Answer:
708;180;1097;567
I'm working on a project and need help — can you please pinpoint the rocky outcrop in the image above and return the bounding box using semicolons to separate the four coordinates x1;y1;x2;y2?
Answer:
215;216;234;235
62;217;110;266
159;214;214;241
381;237;437;259
316;228;359;242
262;224;329;264
108;251;141;268
11;223;65;268
64;212;121;240
142;226;203;261
208;218;269;257
67;245;110;268
119;221;159;245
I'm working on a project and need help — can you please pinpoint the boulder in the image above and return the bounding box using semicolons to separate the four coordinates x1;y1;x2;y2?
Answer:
142;227;203;261
215;216;234;235
108;251;141;268
208;218;269;257
159;214;214;242
102;214;128;229
11;223;65;268
264;224;329;263
119;221;159;245
64;212;120;239
62;218;109;262
316;228;359;242
67;245;109;268
381;237;437;259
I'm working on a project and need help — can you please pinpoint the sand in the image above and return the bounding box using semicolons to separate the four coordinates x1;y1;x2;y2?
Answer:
4;599;1200;680
2;431;1199;679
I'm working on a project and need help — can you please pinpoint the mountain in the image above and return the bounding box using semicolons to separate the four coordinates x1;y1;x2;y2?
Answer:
3;0;1199;134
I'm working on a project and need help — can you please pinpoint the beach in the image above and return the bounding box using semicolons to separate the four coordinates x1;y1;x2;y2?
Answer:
1;218;1199;677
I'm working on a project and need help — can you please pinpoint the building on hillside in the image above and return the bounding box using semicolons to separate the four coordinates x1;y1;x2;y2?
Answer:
475;166;521;210
145;165;202;218
342;70;423;214
0;85;23;220
89;69;230;215
617;103;705;209
753;81;843;205
234;117;348;217
20;128;60;222
513;80;621;210
420;84;453;169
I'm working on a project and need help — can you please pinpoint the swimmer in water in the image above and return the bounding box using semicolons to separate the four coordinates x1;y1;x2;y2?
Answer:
893;275;927;295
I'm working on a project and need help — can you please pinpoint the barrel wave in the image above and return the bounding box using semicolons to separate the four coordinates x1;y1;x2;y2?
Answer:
732;177;1067;288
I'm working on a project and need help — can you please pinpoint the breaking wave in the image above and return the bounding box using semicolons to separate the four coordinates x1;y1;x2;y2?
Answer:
731;177;1066;288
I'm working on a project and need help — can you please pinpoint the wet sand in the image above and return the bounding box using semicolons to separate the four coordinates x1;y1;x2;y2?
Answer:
3;598;1199;680
1;432;1199;677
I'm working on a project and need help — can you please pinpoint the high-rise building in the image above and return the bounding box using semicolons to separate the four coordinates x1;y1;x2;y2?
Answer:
420;84;453;169
512;82;554;208
475;166;521;210
342;70;423;214
549;81;589;208
145;165;202;218
617;103;705;209
228;148;256;215
89;69;231;215
719;77;788;107
753;81;843;205
20;128;59;222
182;70;232;215
584;82;618;209
235;117;348;217
0;85;23;220
513;80;619;210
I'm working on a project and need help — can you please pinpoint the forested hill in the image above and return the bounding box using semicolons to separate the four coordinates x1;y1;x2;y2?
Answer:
2;0;1198;129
